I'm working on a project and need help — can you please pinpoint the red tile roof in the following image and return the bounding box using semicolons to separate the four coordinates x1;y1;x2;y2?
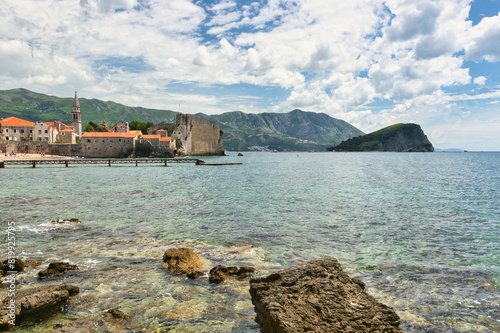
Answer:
0;117;35;127
160;137;171;142
141;135;161;140
81;130;142;138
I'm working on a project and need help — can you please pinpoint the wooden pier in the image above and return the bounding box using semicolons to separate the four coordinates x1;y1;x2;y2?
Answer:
0;158;201;168
0;158;243;168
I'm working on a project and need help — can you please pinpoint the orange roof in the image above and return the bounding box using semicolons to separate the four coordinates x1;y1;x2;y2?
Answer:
60;129;76;133
0;117;35;127
157;129;166;132
45;122;55;126
81;130;141;138
160;137;171;142
141;135;160;140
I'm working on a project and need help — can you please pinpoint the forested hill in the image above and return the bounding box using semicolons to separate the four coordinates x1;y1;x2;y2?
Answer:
0;88;363;151
197;110;364;151
328;123;434;152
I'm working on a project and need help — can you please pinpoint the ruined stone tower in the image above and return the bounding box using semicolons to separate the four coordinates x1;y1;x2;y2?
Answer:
71;91;82;138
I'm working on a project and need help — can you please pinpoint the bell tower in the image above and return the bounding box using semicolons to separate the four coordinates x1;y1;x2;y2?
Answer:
71;91;82;137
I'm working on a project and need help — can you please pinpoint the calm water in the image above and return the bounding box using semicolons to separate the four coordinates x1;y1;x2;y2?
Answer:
1;152;499;332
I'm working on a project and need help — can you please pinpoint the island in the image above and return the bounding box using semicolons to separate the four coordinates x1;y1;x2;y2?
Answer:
327;123;434;152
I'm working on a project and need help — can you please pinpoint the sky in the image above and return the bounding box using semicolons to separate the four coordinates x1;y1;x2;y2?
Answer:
1;0;499;150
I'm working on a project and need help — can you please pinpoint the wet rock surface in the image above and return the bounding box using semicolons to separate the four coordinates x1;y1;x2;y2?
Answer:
1;258;26;273
39;262;79;279
52;218;82;224
162;247;205;275
249;257;402;333
0;284;79;330
46;308;140;333
209;265;256;283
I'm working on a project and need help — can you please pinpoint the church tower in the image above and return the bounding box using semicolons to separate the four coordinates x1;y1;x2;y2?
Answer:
71;91;82;137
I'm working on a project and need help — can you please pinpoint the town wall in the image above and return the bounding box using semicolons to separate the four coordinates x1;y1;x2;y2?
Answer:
49;144;83;157
0;141;49;154
172;114;224;156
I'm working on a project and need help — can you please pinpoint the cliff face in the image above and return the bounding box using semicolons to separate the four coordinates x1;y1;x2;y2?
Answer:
330;123;434;152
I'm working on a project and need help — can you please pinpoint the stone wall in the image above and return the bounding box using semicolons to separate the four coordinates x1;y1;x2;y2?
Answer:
81;137;135;158
48;144;83;157
172;114;224;156
0;141;49;154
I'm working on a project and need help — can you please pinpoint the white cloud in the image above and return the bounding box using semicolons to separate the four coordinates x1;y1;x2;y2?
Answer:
473;76;487;85
466;13;500;62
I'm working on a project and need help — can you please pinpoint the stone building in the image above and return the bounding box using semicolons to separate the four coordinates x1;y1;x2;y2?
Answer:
81;130;142;158
171;114;224;156
57;129;77;144
33;122;58;142
0;117;35;141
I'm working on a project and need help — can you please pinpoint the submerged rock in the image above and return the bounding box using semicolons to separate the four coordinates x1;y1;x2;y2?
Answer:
249;257;401;333
209;265;230;284
38;262;79;279
52;218;82;224
187;271;205;279
24;259;42;267
209;265;257;284
0;284;79;330
162;248;204;275
47;308;140;333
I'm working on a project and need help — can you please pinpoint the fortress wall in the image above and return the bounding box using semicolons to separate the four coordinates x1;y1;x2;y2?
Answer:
173;114;224;156
0;141;49;154
189;117;223;156
49;144;83;157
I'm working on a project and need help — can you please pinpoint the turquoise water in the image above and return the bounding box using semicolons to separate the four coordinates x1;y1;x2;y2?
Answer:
1;152;499;332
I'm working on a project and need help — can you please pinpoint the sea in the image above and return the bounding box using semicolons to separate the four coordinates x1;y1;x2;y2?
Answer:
1;152;499;332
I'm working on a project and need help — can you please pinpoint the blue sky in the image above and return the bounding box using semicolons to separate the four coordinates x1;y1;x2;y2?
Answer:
0;0;499;150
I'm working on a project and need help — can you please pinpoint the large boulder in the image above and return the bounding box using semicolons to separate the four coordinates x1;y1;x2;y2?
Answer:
39;262;79;279
0;284;79;330
249;257;401;333
162;248;204;275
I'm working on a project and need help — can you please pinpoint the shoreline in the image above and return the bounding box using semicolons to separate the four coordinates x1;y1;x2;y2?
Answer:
0;153;72;161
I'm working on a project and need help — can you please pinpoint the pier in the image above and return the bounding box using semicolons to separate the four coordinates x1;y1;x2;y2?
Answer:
0;158;242;168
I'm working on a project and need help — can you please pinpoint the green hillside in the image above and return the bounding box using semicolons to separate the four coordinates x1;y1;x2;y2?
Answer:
0;88;364;151
0;88;178;124
328;123;434;152
197;110;364;151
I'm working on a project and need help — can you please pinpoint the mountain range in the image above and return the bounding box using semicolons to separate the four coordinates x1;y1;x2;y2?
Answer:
0;88;363;151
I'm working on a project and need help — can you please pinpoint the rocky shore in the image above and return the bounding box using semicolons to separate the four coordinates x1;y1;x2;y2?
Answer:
0;226;402;332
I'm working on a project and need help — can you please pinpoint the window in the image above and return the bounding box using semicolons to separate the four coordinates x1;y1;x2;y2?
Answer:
13;129;17;133
39;130;42;134
45;130;48;134
119;139;122;142
21;129;24;134
5;129;8;132
87;139;91;142
30;130;32;133
61;132;65;136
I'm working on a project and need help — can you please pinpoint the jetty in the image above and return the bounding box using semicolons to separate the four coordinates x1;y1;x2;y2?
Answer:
0;158;242;168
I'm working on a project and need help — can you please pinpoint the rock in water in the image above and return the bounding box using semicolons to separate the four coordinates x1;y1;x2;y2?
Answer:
162;248;204;275
1;258;26;273
249;257;401;333
0;284;79;330
209;265;230;284
38;262;79;279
